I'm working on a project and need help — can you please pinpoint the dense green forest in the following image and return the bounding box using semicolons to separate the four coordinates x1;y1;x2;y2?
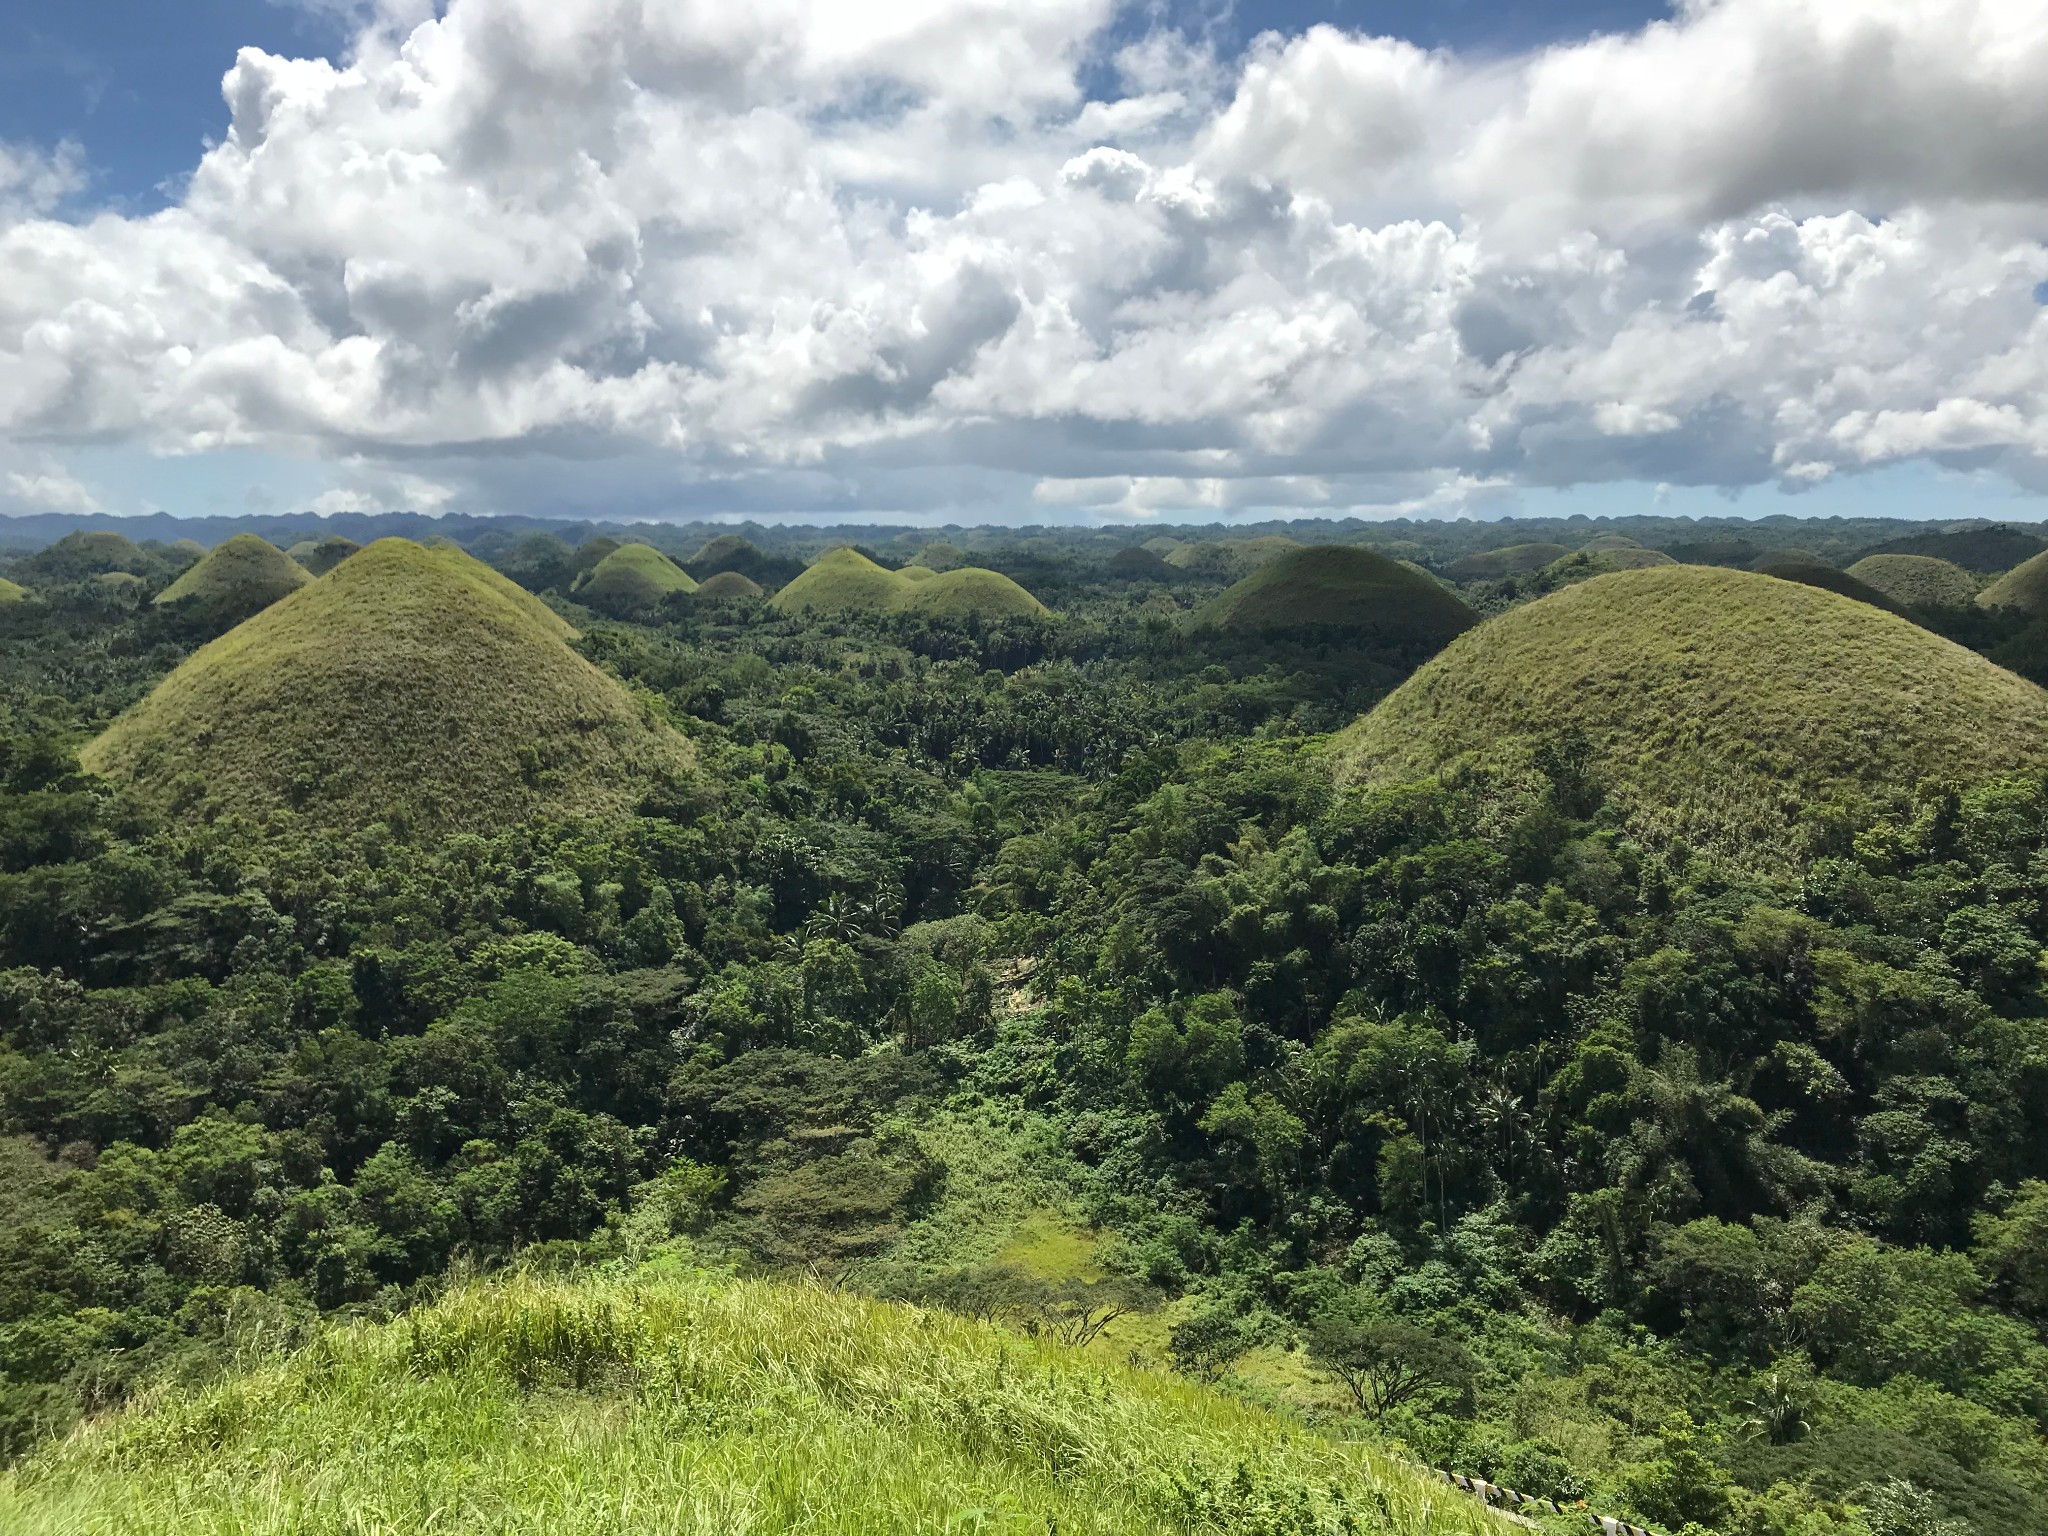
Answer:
1;517;2047;1536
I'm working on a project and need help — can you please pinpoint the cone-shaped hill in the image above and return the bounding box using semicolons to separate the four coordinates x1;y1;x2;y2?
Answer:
26;530;153;582
1846;554;1978;610
1751;552;1905;615
82;539;691;838
1580;533;1645;552
1109;546;1177;579
694;570;764;599
686;534;804;588
573;543;698;612
1333;566;2048;862
1189;546;1477;647
1445;543;1573;583
155;534;311;626
287;536;361;576
771;547;1048;618
1979;551;2048;615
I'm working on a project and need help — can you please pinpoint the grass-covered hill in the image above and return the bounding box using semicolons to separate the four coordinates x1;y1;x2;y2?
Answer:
1861;524;2046;573
1750;552;1905;615
1979;551;2048;615
1845;553;1979;610
1334;565;2048;859
80;538;691;838
0;1269;1494;1536
1163;537;1299;579
22;530;154;583
286;535;360;576
574;543;699;613
686;534;805;589
1580;533;1643;552
153;533;310;627
1108;546;1177;579
1444;542;1572;583
1190;546;1478;646
772;547;1049;619
0;578;30;605
694;570;764;599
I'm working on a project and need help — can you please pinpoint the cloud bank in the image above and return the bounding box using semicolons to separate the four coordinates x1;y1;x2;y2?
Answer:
2;0;2047;520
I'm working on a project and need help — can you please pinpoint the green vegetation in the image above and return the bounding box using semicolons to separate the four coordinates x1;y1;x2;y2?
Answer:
1190;546;1477;648
1859;524;2046;573
693;570;764;599
574;543;699;615
0;580;29;606
285;535;361;576
152;534;310;628
1751;553;1904;615
1979;550;2048;614
1580;533;1643;552
685;534;802;589
0;1268;1494;1536
24;531;152;583
773;547;1049;618
1444;543;1572;583
1845;554;1979;610
81;538;692;837
1335;564;2048;860
1164;537;1299;579
1110;546;1178;579
5;511;2048;1536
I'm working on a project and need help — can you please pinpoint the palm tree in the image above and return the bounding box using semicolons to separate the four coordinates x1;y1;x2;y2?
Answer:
1742;1373;1810;1445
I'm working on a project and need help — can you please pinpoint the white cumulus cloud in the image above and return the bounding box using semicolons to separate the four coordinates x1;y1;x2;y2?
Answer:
0;0;2045;519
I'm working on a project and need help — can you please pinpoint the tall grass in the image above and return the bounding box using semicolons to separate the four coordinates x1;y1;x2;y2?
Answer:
0;1266;1513;1535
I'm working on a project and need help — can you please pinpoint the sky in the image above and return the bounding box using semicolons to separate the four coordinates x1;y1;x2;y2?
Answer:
2;0;2046;526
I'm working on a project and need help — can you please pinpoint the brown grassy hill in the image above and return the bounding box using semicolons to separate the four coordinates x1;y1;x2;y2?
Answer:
772;548;1048;619
82;539;690;839
1334;566;2048;864
694;570;764;599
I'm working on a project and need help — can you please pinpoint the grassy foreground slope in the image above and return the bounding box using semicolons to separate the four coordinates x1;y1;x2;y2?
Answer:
1334;566;2048;859
81;539;691;837
0;1270;1500;1536
1191;546;1476;646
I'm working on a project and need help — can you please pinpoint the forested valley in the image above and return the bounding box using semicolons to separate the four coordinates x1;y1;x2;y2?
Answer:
0;515;2045;1536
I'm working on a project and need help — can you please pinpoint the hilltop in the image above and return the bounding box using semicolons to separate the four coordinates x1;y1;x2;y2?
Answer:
1334;565;2048;862
1750;552;1905;615
1846;554;1979;609
1108;546;1177;579
1860;524;2046;573
1189;545;1477;647
1979;551;2048;615
772;547;1049;619
286;535;361;576
0;1269;1497;1536
687;534;804;588
574;543;699;613
1444;543;1572;582
154;534;311;627
81;539;690;838
23;530;154;583
694;570;764;599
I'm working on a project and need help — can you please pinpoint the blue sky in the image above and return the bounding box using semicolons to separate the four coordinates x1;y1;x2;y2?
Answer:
1;0;2044;526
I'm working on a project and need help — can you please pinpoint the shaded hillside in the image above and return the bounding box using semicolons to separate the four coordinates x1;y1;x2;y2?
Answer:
81;539;690;837
1751;552;1905;615
1334;565;2048;861
1861;524;2047;573
1846;554;1978;610
1190;546;1476;647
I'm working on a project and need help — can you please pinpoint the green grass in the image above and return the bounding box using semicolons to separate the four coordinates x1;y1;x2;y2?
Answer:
771;548;1049;619
1979;550;2048;614
575;544;700;610
1443;543;1571;583
81;538;692;838
285;536;361;576
1163;537;1299;579
0;1268;1506;1536
0;577;30;604
1333;565;2048;863
1536;550;1675;590
689;534;760;570
1750;553;1904;615
1845;554;1978;610
694;571;764;599
1189;546;1477;646
154;534;310;621
1578;534;1643;552
28;530;152;580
